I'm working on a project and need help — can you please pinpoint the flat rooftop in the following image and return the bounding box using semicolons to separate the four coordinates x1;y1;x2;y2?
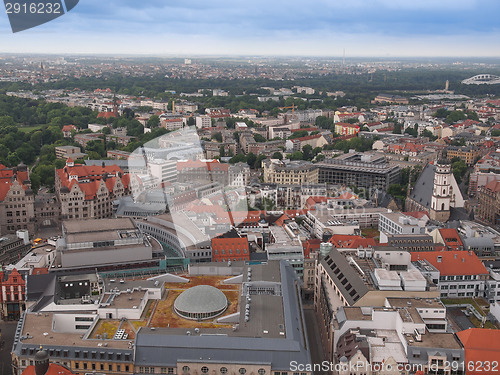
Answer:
387;297;444;309
101;290;147;310
406;331;462;349
19;313;130;349
63;218;136;235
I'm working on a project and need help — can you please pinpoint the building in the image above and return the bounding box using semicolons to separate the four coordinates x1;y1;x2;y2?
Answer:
211;236;250;263
263;159;319;185
134;261;311;375
61;125;77;138
456;328;500;375
54;146;87;160
0;234;31;266
54;218;162;271
446;146;481;166
430;228;464;251
0;163;35;235
74;133;103;148
0;268;26;320
383;234;436;252
317;152;400;190
106;134;136;146
411;251;489;299
87;123;108;133
107;150;131;160
287;134;328;152
378;212;428;243
177;160;229;186
329;302;464;375
304;207;390;237
406;158;464;223
228;163;250;188
55;160;129;220
334;122;360;136
12;261;311;375
477;179;500;226
136;213;212;263
315;247;439;318
20;349;77;375
195;115;212;129
373;94;409;105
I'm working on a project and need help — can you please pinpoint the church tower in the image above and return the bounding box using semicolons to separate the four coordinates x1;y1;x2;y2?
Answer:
430;152;452;222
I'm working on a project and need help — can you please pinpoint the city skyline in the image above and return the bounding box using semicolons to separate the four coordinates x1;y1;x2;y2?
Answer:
1;0;500;57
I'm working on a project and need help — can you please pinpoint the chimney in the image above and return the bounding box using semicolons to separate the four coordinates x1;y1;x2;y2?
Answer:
462;258;465;262
437;256;442;263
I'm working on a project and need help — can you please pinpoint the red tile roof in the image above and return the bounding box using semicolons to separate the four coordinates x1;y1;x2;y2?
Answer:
177;160;229;172
22;364;76;375
56;164;127;200
410;251;488;276
438;228;463;248
97;112;116;119
303;238;321;258
62;125;77;132
0;165;29;201
305;196;328;209
292;134;323;143
291;127;318;132
329;235;376;249
484;179;500;193
457;328;500;375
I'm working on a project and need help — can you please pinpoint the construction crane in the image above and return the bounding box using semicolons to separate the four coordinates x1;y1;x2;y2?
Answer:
278;103;297;114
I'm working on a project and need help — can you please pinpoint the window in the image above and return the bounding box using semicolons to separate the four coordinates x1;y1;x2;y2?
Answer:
220;368;228;374
202;367;209;373
183;366;190;373
239;369;247;375
258;370;266;375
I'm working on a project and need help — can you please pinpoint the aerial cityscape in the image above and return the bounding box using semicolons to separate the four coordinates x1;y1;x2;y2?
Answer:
1;1;500;375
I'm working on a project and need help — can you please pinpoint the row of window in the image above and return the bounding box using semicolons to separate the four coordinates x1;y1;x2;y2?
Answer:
182;367;267;375
74;361;130;372
214;249;248;255
440;275;477;281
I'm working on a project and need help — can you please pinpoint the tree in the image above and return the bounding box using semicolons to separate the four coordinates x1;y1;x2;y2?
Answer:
246;153;257;168
229;154;247;164
272;151;283;160
315;154;325;162
289;151;304;160
315;116;333;130
254;134;266;143
302;144;313;161
387;184;406;200
451;159;468;184
212;132;223;142
147;115;160;129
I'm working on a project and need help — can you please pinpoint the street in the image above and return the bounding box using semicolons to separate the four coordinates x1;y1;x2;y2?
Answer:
0;321;17;375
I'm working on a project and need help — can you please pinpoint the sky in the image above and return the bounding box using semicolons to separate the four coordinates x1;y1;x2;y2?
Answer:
1;0;500;57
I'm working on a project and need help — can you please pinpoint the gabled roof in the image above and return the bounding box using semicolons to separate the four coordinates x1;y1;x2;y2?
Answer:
22;364;75;375
457;328;500;374
408;163;436;210
410;251;488;276
438;228;463;247
329;235;376;249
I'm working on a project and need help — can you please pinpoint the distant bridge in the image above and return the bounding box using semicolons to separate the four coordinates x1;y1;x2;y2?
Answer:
461;74;500;85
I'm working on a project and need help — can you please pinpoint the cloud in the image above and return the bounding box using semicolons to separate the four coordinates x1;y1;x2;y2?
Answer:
0;0;499;56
